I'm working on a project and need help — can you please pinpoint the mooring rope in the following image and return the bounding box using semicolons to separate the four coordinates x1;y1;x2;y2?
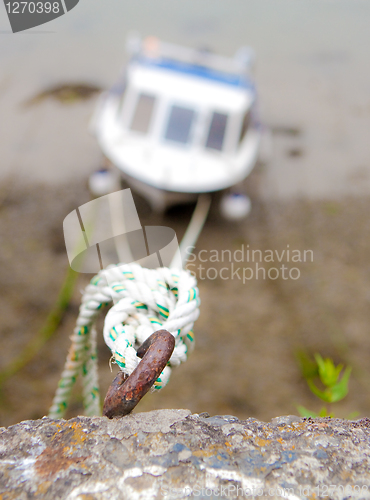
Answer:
49;263;200;418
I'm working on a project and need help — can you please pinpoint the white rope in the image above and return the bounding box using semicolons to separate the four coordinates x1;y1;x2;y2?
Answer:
102;263;199;376
172;194;211;268
49;263;199;418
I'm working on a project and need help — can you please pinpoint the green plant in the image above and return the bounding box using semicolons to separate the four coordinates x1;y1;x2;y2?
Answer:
296;351;354;418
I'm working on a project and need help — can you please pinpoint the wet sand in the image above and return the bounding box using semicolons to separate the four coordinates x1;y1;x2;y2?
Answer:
1;178;370;426
2;1;370;199
1;0;370;426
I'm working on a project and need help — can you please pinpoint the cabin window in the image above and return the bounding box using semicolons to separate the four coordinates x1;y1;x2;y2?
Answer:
239;110;251;143
116;84;127;119
130;93;156;133
164;105;196;145
205;112;228;151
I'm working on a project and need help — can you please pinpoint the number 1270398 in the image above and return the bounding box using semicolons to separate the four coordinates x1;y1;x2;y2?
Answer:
5;2;60;14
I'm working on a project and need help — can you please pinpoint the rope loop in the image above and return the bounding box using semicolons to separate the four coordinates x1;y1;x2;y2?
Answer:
49;263;199;418
102;263;199;386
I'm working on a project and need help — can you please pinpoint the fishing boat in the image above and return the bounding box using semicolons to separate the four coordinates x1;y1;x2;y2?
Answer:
90;34;263;219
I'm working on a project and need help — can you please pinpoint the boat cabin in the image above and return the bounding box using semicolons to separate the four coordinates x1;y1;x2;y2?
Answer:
94;37;261;197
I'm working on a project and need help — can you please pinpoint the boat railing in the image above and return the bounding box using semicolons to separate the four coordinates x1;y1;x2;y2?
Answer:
126;33;255;76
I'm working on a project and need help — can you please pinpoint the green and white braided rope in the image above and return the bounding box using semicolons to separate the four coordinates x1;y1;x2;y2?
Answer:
49;263;200;419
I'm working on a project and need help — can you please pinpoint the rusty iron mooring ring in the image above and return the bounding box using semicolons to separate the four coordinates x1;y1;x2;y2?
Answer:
103;329;175;419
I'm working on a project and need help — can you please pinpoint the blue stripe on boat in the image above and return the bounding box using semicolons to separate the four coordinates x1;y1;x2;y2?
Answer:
136;56;255;91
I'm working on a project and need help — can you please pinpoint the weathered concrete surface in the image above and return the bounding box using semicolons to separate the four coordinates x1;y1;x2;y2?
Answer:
1;410;370;500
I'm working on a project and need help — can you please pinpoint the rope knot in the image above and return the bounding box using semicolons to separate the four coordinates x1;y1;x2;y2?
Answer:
102;264;199;390
49;263;200;418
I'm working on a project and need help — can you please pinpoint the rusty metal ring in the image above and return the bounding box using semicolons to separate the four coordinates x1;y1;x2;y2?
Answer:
103;329;175;419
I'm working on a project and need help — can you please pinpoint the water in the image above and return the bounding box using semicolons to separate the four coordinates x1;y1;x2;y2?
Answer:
1;0;370;197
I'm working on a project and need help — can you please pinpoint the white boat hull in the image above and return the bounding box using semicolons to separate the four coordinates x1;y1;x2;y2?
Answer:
91;36;263;212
